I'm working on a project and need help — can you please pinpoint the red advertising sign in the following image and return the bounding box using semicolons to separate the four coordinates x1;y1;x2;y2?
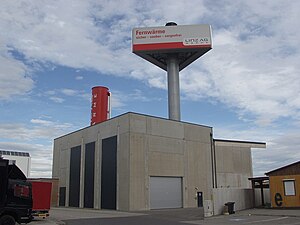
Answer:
132;24;212;71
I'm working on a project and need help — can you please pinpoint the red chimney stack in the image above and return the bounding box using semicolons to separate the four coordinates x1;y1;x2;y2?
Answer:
91;86;110;125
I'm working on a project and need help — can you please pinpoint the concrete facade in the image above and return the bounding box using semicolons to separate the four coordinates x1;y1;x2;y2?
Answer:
212;188;270;215
52;112;265;215
214;140;264;188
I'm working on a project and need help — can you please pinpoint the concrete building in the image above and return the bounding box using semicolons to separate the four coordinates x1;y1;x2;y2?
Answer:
0;150;31;177
52;112;265;216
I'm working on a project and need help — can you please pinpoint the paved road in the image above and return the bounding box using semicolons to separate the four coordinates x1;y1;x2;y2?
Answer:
64;213;300;225
184;215;300;225
63;208;202;225
38;207;300;225
64;215;184;225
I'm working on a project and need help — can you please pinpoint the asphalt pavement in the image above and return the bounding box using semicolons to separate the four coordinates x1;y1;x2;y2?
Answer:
29;207;144;225
30;207;300;225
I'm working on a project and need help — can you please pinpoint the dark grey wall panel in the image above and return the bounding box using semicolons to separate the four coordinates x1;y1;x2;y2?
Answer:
69;145;81;207
84;142;95;208
59;187;66;206
101;136;117;210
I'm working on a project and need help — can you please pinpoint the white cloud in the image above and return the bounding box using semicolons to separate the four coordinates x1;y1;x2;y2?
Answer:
45;90;56;95
30;119;54;126
61;88;78;96
1;1;134;74
75;76;83;80
0;120;73;141
45;88;89;103
180;1;300;125
0;0;172;101
110;92;126;109
110;89;161;111
0;0;300;178
252;131;300;176
1;0;299;126
49;96;65;103
0;46;34;100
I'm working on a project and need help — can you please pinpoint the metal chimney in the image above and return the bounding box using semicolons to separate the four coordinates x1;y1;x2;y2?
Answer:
91;86;110;125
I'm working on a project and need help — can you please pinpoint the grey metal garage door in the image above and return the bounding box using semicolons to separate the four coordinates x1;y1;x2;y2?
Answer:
149;176;183;209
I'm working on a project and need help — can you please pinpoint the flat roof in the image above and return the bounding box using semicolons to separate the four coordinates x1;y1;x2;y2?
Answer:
248;177;269;181
54;111;213;140
0;150;30;157
214;139;266;148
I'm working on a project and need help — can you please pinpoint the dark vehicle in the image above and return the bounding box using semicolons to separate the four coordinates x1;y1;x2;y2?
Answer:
0;158;33;225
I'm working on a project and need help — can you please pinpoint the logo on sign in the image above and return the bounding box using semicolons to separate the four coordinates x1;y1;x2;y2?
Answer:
275;193;283;207
183;37;209;45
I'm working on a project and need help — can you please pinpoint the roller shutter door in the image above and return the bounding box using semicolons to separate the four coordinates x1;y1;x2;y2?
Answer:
150;176;182;209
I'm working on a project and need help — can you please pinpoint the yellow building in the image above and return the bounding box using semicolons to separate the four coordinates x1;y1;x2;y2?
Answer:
266;161;300;208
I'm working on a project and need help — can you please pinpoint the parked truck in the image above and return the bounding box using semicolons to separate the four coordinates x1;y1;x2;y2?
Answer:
0;158;32;225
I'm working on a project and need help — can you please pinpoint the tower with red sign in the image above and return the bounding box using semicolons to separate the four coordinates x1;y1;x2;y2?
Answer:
132;22;212;121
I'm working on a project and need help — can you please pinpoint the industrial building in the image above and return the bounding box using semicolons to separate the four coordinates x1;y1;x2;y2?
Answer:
53;24;266;216
52;112;265;216
266;161;300;208
0;150;31;177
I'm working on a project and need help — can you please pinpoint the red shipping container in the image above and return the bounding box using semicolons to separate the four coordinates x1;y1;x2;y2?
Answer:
30;181;52;217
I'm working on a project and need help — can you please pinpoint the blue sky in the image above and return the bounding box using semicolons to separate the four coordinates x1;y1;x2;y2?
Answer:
0;0;299;177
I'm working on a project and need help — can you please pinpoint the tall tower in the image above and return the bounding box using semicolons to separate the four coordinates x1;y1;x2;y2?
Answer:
91;86;110;125
132;23;212;120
